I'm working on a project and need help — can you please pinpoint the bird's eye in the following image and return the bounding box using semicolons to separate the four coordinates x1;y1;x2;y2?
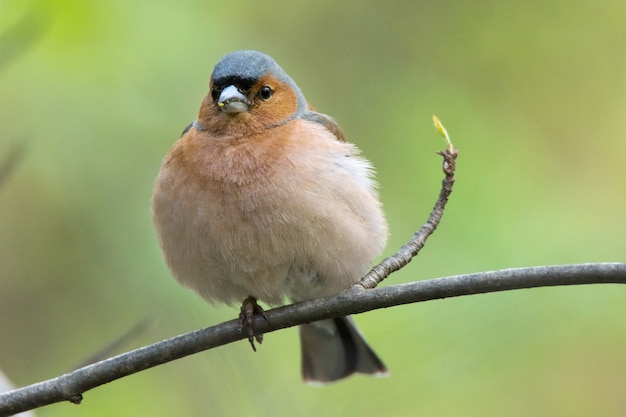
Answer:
210;88;219;102
258;86;273;101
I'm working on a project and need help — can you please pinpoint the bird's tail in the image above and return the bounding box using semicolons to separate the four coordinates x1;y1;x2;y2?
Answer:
299;316;388;384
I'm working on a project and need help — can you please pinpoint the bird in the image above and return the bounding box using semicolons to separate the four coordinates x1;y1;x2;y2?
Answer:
152;50;388;384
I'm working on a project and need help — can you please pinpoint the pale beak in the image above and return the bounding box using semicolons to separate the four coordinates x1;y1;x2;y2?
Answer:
217;85;250;113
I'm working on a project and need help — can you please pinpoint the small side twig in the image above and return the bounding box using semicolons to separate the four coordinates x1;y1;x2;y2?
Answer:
0;143;26;191
71;319;153;370
358;115;458;289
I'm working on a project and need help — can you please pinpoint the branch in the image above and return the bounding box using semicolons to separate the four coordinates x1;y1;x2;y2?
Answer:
1;263;625;416
3;119;623;415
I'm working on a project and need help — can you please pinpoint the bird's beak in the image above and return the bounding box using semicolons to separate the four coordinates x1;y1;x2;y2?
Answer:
217;85;250;113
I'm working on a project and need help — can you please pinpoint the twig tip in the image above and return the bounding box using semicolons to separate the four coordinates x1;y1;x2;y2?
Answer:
432;115;454;153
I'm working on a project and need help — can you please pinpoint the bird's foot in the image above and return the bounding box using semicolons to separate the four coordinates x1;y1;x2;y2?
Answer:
239;296;269;352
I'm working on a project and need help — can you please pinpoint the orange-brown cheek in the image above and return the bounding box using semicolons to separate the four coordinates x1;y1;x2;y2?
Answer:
253;88;298;125
197;95;214;122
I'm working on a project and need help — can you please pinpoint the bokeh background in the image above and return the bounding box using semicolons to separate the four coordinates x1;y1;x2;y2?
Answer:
1;0;624;416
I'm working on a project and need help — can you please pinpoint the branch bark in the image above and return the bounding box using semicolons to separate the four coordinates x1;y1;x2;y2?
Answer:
1;263;625;416
2;123;623;416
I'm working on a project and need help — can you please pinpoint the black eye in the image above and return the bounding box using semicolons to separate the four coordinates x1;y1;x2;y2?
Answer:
258;86;273;101
210;87;219;102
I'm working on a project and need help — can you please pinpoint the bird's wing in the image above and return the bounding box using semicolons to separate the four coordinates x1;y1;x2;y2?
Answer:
180;121;194;137
301;111;346;142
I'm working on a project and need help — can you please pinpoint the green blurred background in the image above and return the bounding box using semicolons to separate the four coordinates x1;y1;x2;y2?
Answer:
1;0;624;416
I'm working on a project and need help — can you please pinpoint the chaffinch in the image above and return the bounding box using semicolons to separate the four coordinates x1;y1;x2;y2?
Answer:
152;50;388;384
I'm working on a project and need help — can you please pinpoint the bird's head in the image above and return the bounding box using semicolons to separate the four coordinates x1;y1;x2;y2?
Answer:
197;50;309;137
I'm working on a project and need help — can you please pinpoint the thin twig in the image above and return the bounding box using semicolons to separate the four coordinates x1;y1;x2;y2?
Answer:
0;143;26;191
358;147;457;289
71;319;153;370
359;115;457;289
1;263;625;416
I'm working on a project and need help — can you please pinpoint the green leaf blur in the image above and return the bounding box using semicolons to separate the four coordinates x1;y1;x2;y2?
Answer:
0;0;624;416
